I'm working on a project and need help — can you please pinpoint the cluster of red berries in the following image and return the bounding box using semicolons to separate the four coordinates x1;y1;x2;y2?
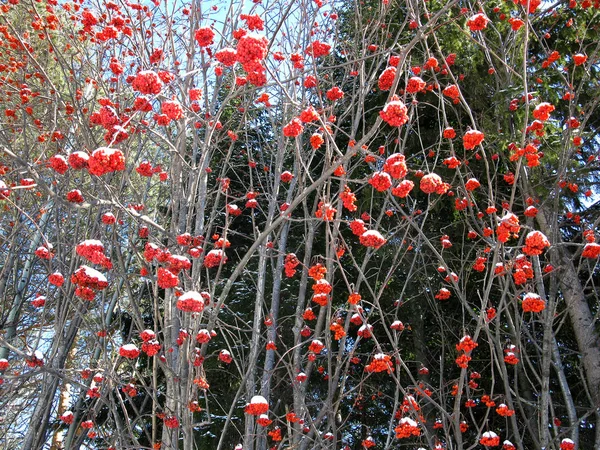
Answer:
462;130;485;150
204;249;227;268
76;240;112;269
521;293;546;313
305;40;331;58
359;230;386;249
283;118;303;137
380;96;409;127
119;343;140;359
284;253;300;277
394;417;420;438
88;147;125;176
369;171;392;192
420;173;449;195
496;213;520;243
392;180;414;198
176;291;209;313
378;66;396;91
467;13;490;32
523;231;550;256
132;70;164;95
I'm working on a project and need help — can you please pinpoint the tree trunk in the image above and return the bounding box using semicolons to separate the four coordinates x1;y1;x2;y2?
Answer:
538;211;600;406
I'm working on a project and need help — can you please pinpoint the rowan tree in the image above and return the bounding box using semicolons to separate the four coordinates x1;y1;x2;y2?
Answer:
0;0;599;449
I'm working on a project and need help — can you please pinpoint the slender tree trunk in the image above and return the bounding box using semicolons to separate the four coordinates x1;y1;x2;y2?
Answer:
23;313;83;450
537;211;600;407
0;208;51;361
243;245;268;450
292;222;316;448
50;345;77;450
557;249;600;403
